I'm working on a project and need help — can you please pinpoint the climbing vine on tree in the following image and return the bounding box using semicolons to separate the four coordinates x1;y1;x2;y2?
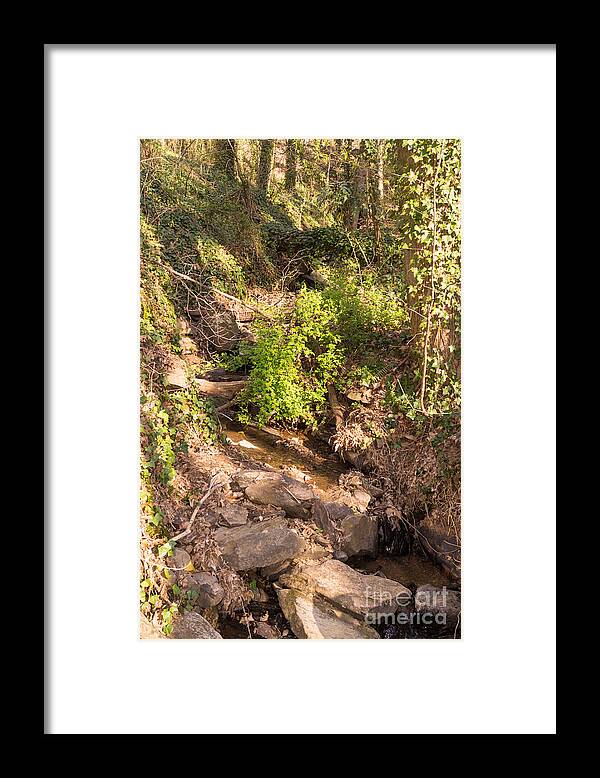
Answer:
399;139;461;418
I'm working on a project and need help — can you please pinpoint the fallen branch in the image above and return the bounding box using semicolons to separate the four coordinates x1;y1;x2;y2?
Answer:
327;383;344;431
160;261;273;321
214;396;242;414
166;472;227;545
211;288;274;320
195;378;247;400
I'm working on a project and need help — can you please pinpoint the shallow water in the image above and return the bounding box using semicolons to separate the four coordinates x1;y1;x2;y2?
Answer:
360;554;453;589
223;423;345;493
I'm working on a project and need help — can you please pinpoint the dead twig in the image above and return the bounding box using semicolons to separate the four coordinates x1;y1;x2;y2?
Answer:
166;472;227;544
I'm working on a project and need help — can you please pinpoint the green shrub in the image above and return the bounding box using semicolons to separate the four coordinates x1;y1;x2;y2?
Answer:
237;321;328;427
318;270;406;349
238;275;406;427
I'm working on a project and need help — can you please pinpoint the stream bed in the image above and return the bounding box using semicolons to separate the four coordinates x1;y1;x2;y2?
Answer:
218;419;460;639
223;421;346;492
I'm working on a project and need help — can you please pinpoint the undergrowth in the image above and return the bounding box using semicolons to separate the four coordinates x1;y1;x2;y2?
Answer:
237;270;406;427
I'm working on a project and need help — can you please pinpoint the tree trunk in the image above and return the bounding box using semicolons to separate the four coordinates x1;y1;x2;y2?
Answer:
327;383;344;431
351;140;367;231
377;139;385;203
373;139;386;253
257;139;275;194
284;139;298;190
195;379;247;400
213;139;237;179
342;139;355;230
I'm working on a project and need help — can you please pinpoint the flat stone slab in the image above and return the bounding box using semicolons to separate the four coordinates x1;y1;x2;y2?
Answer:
234;470;316;518
277;587;380;639
170;611;222;639
214;517;304;571
279;559;412;619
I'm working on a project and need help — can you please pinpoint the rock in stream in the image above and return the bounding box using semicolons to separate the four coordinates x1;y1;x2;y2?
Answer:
276;587;379;639
415;584;461;631
233;470;316;519
311;500;378;559
214;516;304;571
279;559;412;621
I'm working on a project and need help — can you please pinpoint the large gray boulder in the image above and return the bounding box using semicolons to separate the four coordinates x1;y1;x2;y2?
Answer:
279;559;412;620
234;470;316;518
214;517;304;571
311;500;378;559
277;587;379;639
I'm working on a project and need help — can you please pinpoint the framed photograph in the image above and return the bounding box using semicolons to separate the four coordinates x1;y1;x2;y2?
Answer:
46;44;556;734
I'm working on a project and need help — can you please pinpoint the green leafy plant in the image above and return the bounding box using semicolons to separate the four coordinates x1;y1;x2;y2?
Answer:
141;396;176;486
238;276;405;426
161;604;178;636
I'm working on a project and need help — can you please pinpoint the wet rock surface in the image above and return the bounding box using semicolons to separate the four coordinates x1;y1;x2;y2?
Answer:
415;584;461;630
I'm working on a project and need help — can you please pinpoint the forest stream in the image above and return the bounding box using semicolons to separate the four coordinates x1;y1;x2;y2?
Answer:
140;137;462;641
217;415;458;639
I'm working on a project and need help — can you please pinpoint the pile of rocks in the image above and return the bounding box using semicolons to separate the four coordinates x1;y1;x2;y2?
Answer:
141;467;460;640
